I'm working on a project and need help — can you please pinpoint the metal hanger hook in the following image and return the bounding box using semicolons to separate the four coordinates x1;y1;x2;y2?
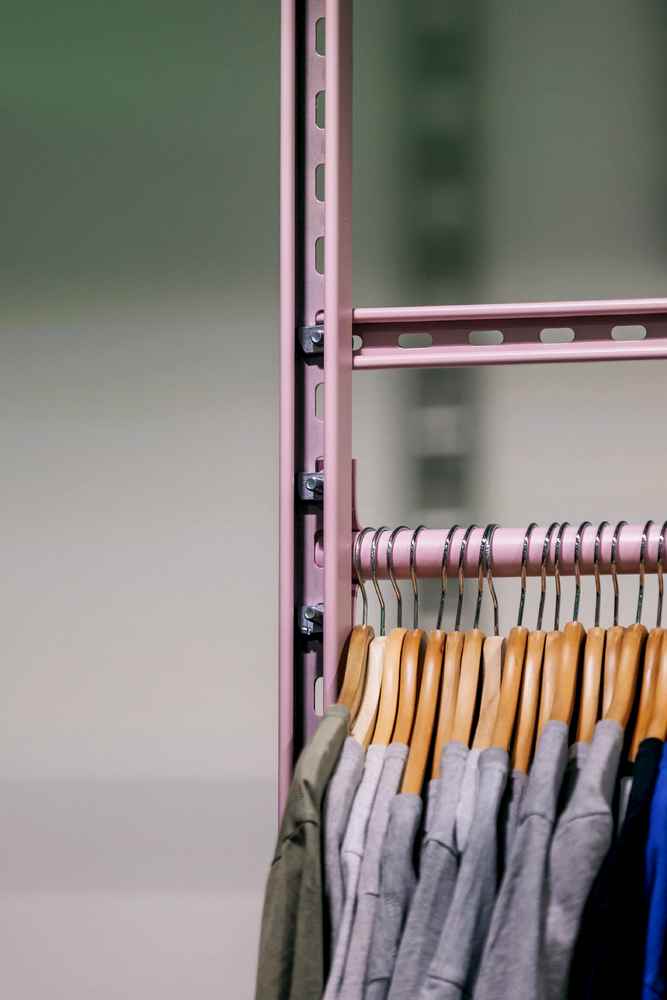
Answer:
483;524;500;635
409;525;426;630
554;522;570;630
593;521;610;627
573;521;592;622
437;524;459;630
537;522;559;631
657;521;667;628
456;524;478;631
611;521;627;627
353;527;375;626
636;520;654;625
387;525;409;628
370;526;389;636
518;522;538;627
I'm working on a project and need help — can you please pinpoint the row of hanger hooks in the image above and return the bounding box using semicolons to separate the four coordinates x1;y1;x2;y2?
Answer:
353;520;667;637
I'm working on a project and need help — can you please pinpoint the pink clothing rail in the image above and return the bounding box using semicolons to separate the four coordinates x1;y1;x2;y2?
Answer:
350;524;662;580
352;298;667;369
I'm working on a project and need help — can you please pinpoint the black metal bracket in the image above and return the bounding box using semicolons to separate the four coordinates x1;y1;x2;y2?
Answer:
298;324;324;355
298;603;324;637
298;470;324;501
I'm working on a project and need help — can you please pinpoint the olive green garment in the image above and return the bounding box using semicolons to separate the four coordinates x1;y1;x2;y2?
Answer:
255;704;350;1000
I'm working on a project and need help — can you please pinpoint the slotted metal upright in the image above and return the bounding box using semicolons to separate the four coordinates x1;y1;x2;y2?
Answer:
280;0;667;814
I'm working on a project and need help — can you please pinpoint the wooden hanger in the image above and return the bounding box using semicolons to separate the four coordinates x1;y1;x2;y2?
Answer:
491;626;528;751
576;627;605;742
630;627;663;758
550;620;585;725
605;623;647;728
513;629;546;772
393;628;423;743
401;630;445;793
646;631;667;740
352;634;386;748
432;630;464;776
602;626;625;716
371;627;407;745
452;628;485;746
338;624;374;720
472;635;503;750
537;630;561;736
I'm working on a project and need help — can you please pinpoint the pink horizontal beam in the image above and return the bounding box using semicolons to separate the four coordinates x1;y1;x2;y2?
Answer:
351;297;667;370
316;524;664;579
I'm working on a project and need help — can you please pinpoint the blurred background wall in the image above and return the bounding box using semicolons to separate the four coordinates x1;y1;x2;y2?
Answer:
0;2;665;998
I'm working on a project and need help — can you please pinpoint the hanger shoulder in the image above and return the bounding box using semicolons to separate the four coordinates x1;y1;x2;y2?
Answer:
550;621;586;725
605;623;648;729
575;626;605;743
371;627;406;746
628;627;663;757
392;629;424;744
491;626;528;752
432;630;464;777
401;630;445;793
646;631;667;741
602;625;625;717
472;636;503;750
351;635;386;748
537;631;561;737
451;628;485;746
338;624;374;720
512;629;546;772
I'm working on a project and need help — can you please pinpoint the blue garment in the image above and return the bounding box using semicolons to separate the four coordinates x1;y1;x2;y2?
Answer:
644;743;667;999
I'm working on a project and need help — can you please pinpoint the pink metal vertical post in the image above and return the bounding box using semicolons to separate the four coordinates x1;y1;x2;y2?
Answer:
279;0;296;815
324;0;354;707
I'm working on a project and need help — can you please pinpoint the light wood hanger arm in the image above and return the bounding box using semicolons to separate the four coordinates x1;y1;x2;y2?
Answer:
576;626;605;743
392;628;424;744
432;630;464;777
472;636;503;750
401;630;445;794
602;625;625;717
451;628;485;746
351;635;386;748
550;621;586;725
646;631;667;741
491;626;528;751
512;630;546;772
537;631;561;738
605;623;648;729
338;624;374;720
629;627;663;759
371;627;406;746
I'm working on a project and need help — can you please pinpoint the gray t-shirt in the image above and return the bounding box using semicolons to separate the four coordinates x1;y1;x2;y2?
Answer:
324;736;365;949
473;721;569;1000
338;743;409;1000
558;741;589;816
419;747;510;1000
500;768;527;872
323;744;386;1000
456;746;481;855
365;793;423;1000
544;719;623;1000
425;776;440;834
387;741;469;1000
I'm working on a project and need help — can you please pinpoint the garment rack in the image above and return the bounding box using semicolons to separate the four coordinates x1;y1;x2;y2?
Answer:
279;0;667;813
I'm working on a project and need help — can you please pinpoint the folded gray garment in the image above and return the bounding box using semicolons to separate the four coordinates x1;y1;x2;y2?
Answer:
387;741;469;1000
338;742;408;1000
473;721;569;1000
323;744;385;1000
418;748;510;1000
323;736;365;949
543;719;622;1000
365;792;423;1000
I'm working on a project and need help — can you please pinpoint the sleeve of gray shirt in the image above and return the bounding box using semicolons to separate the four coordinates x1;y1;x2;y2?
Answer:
425;776;440;834
543;719;623;1000
324;737;365;950
473;721;569;1000
419;747;510;1000
338;743;408;1000
323;744;386;1000
365;792;423;1000
387;741;469;1000
455;746;481;855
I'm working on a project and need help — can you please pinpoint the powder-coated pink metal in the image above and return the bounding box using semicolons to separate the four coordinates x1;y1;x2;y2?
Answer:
352;298;667;369
324;0;354;709
351;524;662;580
279;0;296;818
